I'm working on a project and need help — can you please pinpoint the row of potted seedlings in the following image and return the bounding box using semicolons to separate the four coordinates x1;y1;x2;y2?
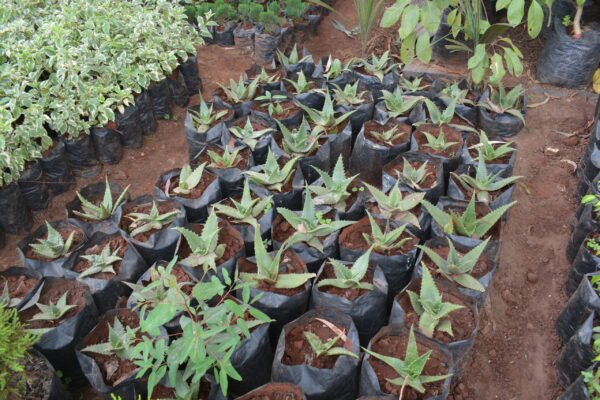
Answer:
1;51;524;399
557;95;600;400
1;54;202;245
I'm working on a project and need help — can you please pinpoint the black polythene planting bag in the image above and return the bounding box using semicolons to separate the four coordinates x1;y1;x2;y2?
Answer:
116;105;144;149
271;308;361;400
537;16;600;89
556;272;600;343
63;135;101;179
358;325;455;400
65;181;131;237
0;266;44;311
18;159;50;211
327;122;354;170
310;261;389;347
168;71;190;107
22;278;99;381
40;139;75;195
18;220;87;275
558;362;598;400
254;28;282;64
567;204;600;263
0;182;32;234
477;89;526;138
234;22;257;54
179;55;202;96
334;91;375;140
135;90;158;135
567;241;600;296
30;349;72;400
148;79;173;120
230;206;274;257
119;195;187;266
556;311;596;388
183;106;231;161
234;251;312;346
214;21;236;46
91;127;123;165
60;231;148;314
352;65;400;101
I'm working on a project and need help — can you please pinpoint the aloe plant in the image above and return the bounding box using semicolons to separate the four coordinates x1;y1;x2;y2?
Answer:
188;100;229;133
229;118;273;151
239;230;315;289
407;268;464;338
380;87;423;118
285;71;313;94
420;129;459;154
255;91;290;117
418;238;490;292
73;177;130;221
395;159;432;190
28;292;76;334
421;196;515;240
309;156;360;211
212;180;272;225
244;148;299;192
251;67;281;85
356;51;395;82
363;326;451;394
277;118;325;156
470;131;515;163
331;82;366;107
82;318;138;359
207;146;243;169
29;222;76;260
364;182;425;226
367;125;407;146
172;163;208;196
303;331;358;359
175;211;225;272
322;56;348;80
218;75;259;103
423;98;458;127
125;202;181;238
480;84;525;123
317;247;374;290
451;152;523;203
400;77;429;93
277;44;311;66
363;213;413;254
78;244;122;279
277;189;354;252
296;92;355;131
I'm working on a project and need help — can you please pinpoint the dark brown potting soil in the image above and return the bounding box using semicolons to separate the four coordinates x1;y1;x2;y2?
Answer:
237;250;307;296
282;319;353;368
1;274;39;299
24;225;86;261
72;235;128;279
413;124;463;158
368;333;449;399
238;382;305;400
19;279;88;330
339;217;419;256
316;261;374;301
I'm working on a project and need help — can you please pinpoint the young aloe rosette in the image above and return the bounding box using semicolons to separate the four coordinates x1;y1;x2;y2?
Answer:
27;292;76;335
331;82;367;107
353;51;396;83
125;201;181;239
276;118;325;156
309;156;360;212
71;177;130;222
303;331;358;359
468;131;516;164
188;99;230;134
284;70;314;95
317;247;374;291
364;181;425;226
379;87;424;119
244;148;299;192
169;163;210;196
78;243;122;279
228;117;273;150
29;222;77;260
212;180;273;226
295;91;356;132
363;212;414;254
175;211;226;273
217;75;259;104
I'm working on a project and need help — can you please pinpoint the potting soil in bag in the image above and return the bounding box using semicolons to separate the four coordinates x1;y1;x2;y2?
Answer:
237;383;306;400
18;160;50;211
168;72;190;107
135;91;157;135
556;312;597;388
40;140;75;195
478;90;526;138
557;273;600;343
179;55;202;96
537;17;600;88
0;182;32;234
91;127;123;165
148;79;173;120
64;135;101;178
0;266;43;311
271;309;361;400
116;105;143;149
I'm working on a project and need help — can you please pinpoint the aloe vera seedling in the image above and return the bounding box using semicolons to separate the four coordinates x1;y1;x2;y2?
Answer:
252;67;280;85
218;75;259;103
363;326;451;394
317;247;374;290
400;77;429;93
28;292;76;334
418;238;490;292
395;159;432;190
82;318;138;359
303;331;358;359
357;51;395;82
244;148;299;192
29;222;76;260
277;118;325;156
363;213;413;254
452;152;523;203
277;189;354;252
407;268;464;338
296;92;355;131
277;44;311;66
212;180;272;225
189;100;229;133
176;211;225;272
380;87;423;118
331;82;366;106
239;230;315;289
309;156;360;211
172;163;208;196
285;71;313;94
73;177;130;221
421;196;515;240
79;244;122;279
322;56;347;80
364;182;425;226
472;132;515;163
367;125;406;146
229;118;273;150
207;146;243;169
441;82;473;106
480;84;525;123
422;98;458;127
125;202;181;238
255;91;289;117
420;129;459;153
